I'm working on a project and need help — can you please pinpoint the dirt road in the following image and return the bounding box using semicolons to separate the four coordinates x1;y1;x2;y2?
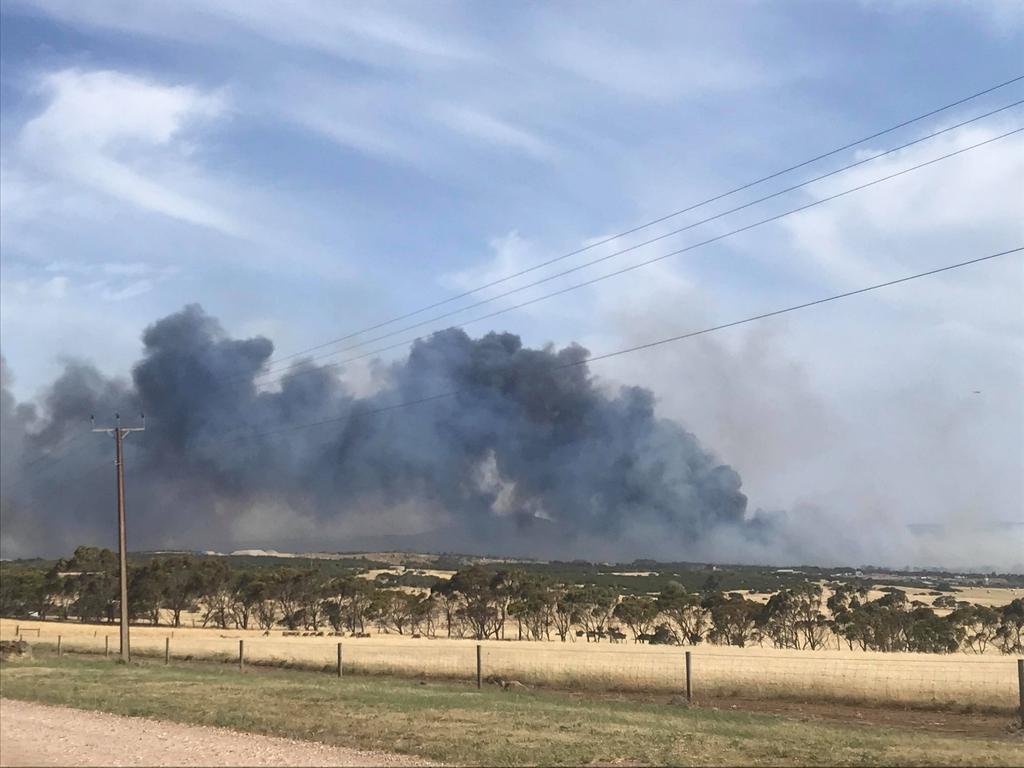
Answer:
0;699;431;767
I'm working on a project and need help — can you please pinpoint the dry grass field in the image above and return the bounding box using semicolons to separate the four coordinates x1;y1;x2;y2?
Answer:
946;586;1024;607
6;655;1023;766
350;564;1024;610
3;618;1018;712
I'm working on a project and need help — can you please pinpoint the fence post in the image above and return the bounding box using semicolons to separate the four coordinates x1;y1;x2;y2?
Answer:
15;625;19;637
165;637;170;665
685;651;692;702
1017;658;1023;726
57;635;62;657
105;636;109;657
476;644;482;689
337;643;343;678
238;640;244;672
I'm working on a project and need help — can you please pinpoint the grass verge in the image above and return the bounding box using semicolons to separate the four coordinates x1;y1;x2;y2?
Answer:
1;653;1022;766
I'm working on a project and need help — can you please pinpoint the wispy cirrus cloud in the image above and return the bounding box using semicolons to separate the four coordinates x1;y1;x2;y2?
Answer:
10;0;481;70
17;68;236;234
1;0;1022;566
433;105;555;160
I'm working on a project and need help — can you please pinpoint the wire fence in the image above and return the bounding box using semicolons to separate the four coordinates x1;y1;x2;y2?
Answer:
3;622;1021;713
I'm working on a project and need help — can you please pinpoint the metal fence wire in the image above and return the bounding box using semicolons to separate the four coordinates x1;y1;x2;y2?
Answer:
3;623;1021;712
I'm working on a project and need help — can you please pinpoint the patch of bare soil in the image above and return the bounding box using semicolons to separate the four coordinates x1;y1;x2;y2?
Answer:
0;699;433;767
695;696;1022;739
553;688;1022;739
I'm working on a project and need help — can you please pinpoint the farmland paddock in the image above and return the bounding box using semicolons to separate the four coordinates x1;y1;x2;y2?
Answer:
2;619;1020;714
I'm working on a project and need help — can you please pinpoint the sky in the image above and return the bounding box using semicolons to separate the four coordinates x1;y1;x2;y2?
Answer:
1;1;1022;568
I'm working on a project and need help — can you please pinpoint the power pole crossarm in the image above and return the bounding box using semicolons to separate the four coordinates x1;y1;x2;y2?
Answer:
92;413;144;663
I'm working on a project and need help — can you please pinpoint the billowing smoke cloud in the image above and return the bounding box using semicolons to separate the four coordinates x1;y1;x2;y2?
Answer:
1;304;771;561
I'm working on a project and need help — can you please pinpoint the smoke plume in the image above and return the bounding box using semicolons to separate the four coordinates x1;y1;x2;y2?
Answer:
1;304;771;560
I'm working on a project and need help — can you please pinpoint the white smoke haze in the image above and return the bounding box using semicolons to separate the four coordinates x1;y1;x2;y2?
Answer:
4;128;1024;568
589;272;1023;572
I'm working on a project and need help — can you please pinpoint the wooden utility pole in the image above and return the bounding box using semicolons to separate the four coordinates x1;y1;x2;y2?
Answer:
685;651;692;702
92;413;144;663
1018;658;1023;727
476;644;482;689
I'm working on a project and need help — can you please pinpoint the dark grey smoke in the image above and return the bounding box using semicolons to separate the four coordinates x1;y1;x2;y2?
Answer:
1;304;763;559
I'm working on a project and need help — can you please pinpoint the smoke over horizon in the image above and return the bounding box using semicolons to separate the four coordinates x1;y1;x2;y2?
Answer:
1;304;1020;572
1;304;769;562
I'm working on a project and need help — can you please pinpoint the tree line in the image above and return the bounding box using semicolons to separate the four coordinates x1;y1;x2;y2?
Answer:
2;546;1022;655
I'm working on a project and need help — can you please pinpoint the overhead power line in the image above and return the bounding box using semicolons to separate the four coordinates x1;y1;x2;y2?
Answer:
15;124;1009;476
254;74;1024;373
581;249;1022;365
9;87;1022;483
246;124;1022;391
214;246;1022;447
14;122;1017;485
253;106;1022;380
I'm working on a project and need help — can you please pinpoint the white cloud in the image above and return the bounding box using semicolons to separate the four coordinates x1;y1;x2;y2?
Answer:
776;122;1024;341
6;260;175;304
273;75;429;166
532;6;796;104
15;69;236;234
434;106;554;159
859;0;1024;35
590;127;1024;566
431;118;1024;567
443;231;542;292
8;0;801;176
2;0;1020;565
250;1;477;64
11;0;479;70
24;69;221;148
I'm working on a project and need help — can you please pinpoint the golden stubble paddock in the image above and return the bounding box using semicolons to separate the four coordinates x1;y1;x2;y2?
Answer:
3;617;1017;712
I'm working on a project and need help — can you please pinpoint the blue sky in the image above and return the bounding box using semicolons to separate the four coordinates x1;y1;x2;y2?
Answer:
1;1;1022;565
